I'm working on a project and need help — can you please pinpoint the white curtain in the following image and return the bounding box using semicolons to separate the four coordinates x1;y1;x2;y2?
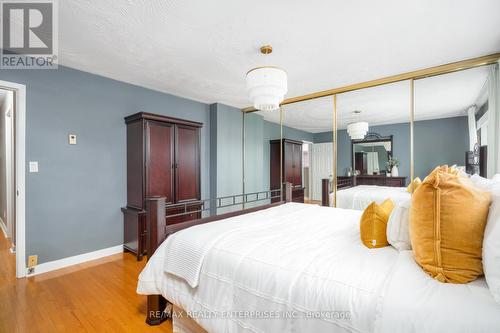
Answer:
467;105;478;151
310;142;333;201
366;152;379;175
487;62;500;177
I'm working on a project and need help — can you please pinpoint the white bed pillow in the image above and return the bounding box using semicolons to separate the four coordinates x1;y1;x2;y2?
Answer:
483;185;500;304
470;174;500;191
467;174;500;303
386;199;412;251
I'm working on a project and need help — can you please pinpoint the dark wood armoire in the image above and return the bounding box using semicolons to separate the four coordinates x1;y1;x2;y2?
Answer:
122;112;202;260
270;139;305;203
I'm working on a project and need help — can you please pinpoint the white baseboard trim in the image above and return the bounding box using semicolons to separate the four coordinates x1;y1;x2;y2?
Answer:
0;218;8;238
28;244;124;277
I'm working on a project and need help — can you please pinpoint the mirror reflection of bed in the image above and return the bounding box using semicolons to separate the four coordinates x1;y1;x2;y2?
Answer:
325;81;412;209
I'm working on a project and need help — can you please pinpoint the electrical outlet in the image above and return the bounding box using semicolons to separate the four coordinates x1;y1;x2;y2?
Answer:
28;255;38;268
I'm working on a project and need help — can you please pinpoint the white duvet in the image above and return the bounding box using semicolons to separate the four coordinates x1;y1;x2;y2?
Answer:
331;185;411;210
137;203;500;333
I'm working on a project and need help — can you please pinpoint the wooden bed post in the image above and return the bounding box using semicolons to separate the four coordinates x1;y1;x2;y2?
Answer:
321;179;330;207
145;197;170;326
285;182;292;202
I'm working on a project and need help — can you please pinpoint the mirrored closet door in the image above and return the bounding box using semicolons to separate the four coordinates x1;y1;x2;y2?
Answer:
281;96;334;205
334;81;411;208
414;66;493;180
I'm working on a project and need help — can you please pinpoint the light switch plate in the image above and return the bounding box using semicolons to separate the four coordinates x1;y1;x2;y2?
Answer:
69;134;77;145
29;161;38;173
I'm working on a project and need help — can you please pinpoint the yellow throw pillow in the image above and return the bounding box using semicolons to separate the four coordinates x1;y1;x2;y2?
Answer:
407;177;422;193
360;199;395;248
410;166;491;283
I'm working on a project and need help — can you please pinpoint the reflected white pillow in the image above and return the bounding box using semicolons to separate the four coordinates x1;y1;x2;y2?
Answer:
386;199;412;251
482;185;500;304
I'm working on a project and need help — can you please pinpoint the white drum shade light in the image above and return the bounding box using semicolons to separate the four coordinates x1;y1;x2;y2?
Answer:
246;46;287;111
347;122;369;140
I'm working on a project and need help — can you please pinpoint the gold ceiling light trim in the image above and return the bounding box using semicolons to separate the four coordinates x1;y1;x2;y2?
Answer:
246;65;287;76
246;45;285;74
243;52;500;112
260;45;273;55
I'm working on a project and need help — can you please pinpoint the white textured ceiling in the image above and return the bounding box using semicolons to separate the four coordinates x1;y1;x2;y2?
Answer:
60;0;500;108
263;66;489;132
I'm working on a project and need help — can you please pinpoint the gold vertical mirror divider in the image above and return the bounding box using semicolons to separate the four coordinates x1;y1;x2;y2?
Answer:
409;79;415;190
332;95;337;207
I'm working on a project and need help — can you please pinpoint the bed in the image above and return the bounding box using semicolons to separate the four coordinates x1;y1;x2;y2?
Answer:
137;201;500;333
328;185;411;210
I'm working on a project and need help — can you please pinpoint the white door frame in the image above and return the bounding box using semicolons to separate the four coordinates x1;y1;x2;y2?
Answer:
0;79;26;278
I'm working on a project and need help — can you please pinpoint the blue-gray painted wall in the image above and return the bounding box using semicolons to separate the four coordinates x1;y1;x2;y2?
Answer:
414;116;468;179
0;66;210;264
211;103;243;198
314;116;468;180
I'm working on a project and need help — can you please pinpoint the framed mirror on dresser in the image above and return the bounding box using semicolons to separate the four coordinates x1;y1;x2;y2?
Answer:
350;133;405;187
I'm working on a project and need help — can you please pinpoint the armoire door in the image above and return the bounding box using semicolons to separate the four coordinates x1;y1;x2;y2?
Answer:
284;142;294;184
175;125;200;202
292;144;302;186
146;121;174;204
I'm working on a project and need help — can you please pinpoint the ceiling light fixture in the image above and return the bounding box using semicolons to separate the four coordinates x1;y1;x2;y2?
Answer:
245;45;287;111
347;111;368;140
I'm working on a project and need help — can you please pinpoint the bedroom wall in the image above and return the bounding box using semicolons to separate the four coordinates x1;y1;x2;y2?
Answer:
210;103;243;203
0;65;210;265
414;116;468;179
244;112;266;193
314;116;468;180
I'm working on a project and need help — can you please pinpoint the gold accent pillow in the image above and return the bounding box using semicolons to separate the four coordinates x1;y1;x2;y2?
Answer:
407;177;422;193
360;199;395;248
410;166;491;283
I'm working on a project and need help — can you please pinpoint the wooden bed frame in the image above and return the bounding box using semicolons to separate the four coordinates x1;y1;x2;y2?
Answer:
321;178;353;207
143;183;293;325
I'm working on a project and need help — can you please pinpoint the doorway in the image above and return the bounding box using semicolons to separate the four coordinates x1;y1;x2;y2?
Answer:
0;89;15;249
0;80;26;278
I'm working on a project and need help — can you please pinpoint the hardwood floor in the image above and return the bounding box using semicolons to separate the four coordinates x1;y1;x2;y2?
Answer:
304;199;321;205
0;233;173;333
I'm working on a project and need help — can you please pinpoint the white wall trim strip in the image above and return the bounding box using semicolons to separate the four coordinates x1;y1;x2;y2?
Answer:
28;244;123;277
